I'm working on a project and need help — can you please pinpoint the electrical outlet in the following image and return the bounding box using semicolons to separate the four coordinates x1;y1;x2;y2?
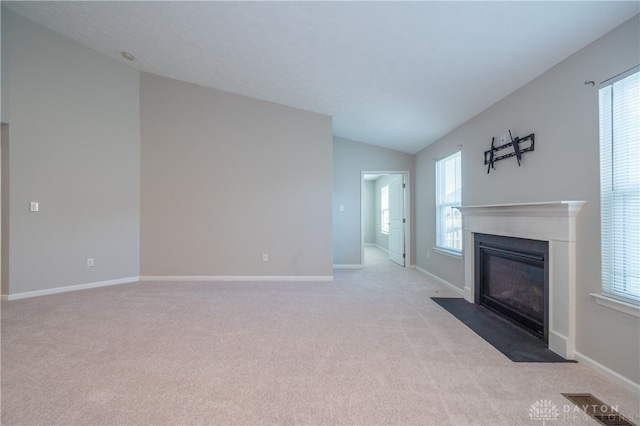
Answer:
87;258;94;267
262;253;268;262
29;202;39;212
427;251;431;259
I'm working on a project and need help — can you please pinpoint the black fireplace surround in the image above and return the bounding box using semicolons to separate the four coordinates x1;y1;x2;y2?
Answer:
474;233;549;342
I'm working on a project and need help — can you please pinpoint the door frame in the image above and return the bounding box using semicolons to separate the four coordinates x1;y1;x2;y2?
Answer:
361;171;410;267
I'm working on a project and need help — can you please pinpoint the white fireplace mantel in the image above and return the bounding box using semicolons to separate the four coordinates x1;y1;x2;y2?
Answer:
455;201;586;359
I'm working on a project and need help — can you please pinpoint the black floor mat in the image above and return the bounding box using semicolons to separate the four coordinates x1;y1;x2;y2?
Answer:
432;297;575;363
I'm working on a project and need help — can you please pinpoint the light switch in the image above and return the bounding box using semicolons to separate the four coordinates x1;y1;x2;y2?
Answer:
29;202;39;212
339;205;345;212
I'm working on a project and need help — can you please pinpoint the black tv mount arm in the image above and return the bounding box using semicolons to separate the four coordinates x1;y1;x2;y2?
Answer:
484;132;534;173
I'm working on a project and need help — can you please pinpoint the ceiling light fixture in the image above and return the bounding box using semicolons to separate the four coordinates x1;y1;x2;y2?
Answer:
121;51;135;61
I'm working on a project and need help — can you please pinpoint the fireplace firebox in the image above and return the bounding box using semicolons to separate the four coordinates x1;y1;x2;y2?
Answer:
474;233;549;342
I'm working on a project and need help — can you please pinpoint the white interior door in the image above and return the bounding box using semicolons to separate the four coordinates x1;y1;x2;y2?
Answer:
388;178;405;266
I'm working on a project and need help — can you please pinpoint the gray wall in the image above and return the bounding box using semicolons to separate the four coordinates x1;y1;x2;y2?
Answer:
140;73;333;278
2;10;140;295
1;7;8;123
415;15;640;385
333;137;414;266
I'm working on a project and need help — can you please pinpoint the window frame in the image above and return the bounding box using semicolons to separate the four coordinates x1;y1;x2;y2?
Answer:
598;65;640;308
381;184;389;234
435;151;462;254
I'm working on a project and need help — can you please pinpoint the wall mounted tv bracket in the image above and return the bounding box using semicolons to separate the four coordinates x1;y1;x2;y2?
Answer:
485;131;535;173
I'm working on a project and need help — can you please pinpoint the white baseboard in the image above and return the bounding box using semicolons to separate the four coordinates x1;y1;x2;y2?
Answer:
333;264;363;269
1;276;140;301
1;275;334;300
574;350;640;396
139;275;334;282
548;331;570;360
414;266;464;296
375;244;389;254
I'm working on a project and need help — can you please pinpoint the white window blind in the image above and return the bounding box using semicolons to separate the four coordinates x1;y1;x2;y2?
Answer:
436;151;462;252
599;66;640;303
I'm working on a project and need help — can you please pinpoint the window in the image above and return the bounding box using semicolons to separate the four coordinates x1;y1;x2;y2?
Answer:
436;151;462;252
381;184;389;234
599;66;639;304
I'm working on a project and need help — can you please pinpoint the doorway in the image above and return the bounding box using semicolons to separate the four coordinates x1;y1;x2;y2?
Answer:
361;171;410;267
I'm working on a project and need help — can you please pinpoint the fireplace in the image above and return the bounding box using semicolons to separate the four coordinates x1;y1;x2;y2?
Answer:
455;201;585;359
475;233;549;341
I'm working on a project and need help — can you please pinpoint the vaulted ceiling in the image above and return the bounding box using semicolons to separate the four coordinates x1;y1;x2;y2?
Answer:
4;1;639;154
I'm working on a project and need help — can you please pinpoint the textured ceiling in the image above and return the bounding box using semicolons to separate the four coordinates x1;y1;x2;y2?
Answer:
4;1;639;154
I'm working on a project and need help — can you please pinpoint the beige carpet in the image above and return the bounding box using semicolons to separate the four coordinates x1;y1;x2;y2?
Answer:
1;246;638;425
